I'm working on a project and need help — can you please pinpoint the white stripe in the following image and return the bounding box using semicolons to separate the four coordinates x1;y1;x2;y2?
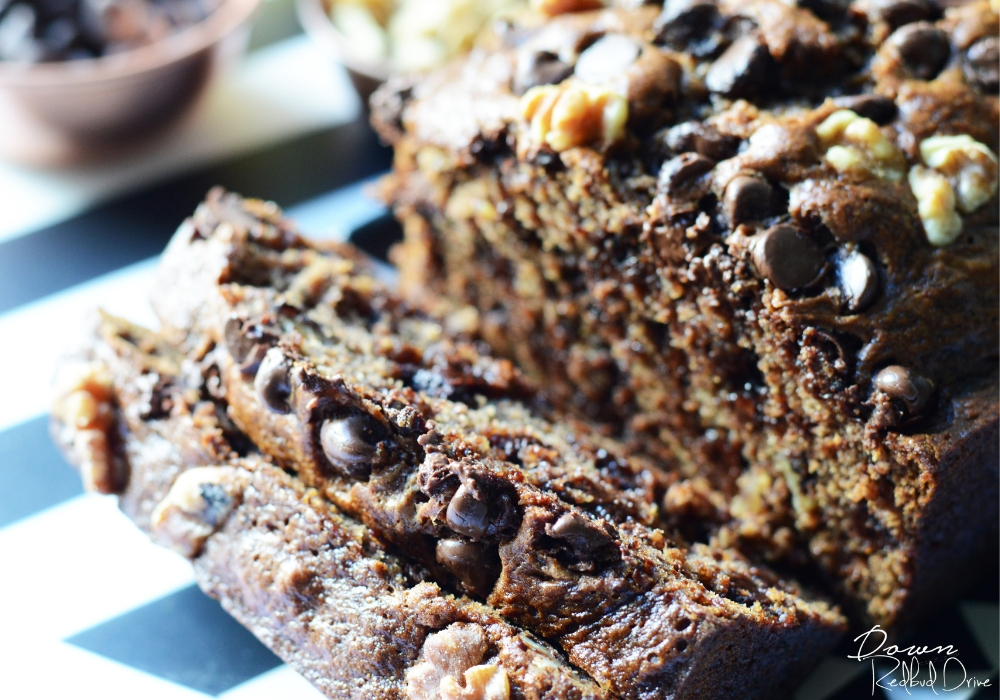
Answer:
0;34;360;245
0;259;159;434
0;493;195;641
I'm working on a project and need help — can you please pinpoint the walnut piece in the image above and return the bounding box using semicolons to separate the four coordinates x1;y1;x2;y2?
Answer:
816;109;906;181
406;623;510;700
520;80;629;152
919;134;999;214
908;165;963;246
52;361;125;494
150;467;242;558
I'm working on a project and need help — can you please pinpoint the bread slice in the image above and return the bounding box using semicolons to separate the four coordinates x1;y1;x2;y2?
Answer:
52;313;616;700
143;189;845;700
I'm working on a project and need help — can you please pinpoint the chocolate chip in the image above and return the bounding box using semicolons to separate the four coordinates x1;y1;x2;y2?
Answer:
705;35;773;98
797;0;850;22
750;225;827;290
889;23;951;81
514;49;574;94
547;511;620;569
659;153;715;194
320;414;383;479
838;250;879;312
870;0;933;29
654;0;719;51
723;175;774;226
964;36;999;93
873;365;933;414
446;480;491;540
832;94;897;125
436;538;499;597
254;348;292;414
664;120;740;161
573;34;641;85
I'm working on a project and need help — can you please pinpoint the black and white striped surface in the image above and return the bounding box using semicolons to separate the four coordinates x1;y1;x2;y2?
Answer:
0;53;995;700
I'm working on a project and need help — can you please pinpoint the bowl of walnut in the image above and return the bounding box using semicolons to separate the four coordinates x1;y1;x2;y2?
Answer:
0;0;259;140
296;0;528;101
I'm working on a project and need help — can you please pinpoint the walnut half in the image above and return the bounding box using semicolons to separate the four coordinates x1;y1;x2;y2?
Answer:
405;623;510;700
520;80;629;152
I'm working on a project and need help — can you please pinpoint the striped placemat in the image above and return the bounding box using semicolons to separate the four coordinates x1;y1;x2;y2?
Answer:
0;31;994;700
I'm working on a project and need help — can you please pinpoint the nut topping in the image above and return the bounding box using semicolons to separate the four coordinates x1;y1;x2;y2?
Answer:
816;109;906;181
919;135;999;214
406;623;509;700
254;347;293;414
520;80;629;151
52;361;126;495
908;165;963;246
150;467;243;558
750;225;827;291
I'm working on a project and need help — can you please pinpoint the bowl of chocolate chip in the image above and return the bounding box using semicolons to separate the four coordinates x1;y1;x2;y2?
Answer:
0;0;259;141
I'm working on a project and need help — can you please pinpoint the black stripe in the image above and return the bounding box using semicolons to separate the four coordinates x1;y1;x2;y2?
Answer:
66;584;282;695
0;415;83;528
0;118;391;315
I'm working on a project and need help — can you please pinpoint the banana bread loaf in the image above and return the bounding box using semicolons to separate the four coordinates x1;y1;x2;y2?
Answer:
374;0;1000;630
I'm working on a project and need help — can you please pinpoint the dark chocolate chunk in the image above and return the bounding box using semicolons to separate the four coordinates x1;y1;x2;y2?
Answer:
653;0;719;50
319;414;383;479
889;23;951;81
254;348;293;414
750;225;827;290
832;94;897;125
436;538;499;597
573;34;641;85
447;480;491;539
199;483;234;527
873;365;933;414
869;0;933;29
964;36;999;93
659;153;716;193
514;49;574;95
664;120;740;160
723;174;774;226
547;511;620;569
797;0;850;22
705;35;773;98
838;250;879;313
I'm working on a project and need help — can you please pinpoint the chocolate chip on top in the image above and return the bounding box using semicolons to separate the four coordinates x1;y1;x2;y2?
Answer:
254;348;293;414
750;224;827;291
873;365;934;415
319;413;384;479
436;538;500;597
447;478;492;539
723;175;775;227
837;249;879;313
659;152;715;194
574;34;641;85
705;34;773;98
964;36;999;93
888;22;951;81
